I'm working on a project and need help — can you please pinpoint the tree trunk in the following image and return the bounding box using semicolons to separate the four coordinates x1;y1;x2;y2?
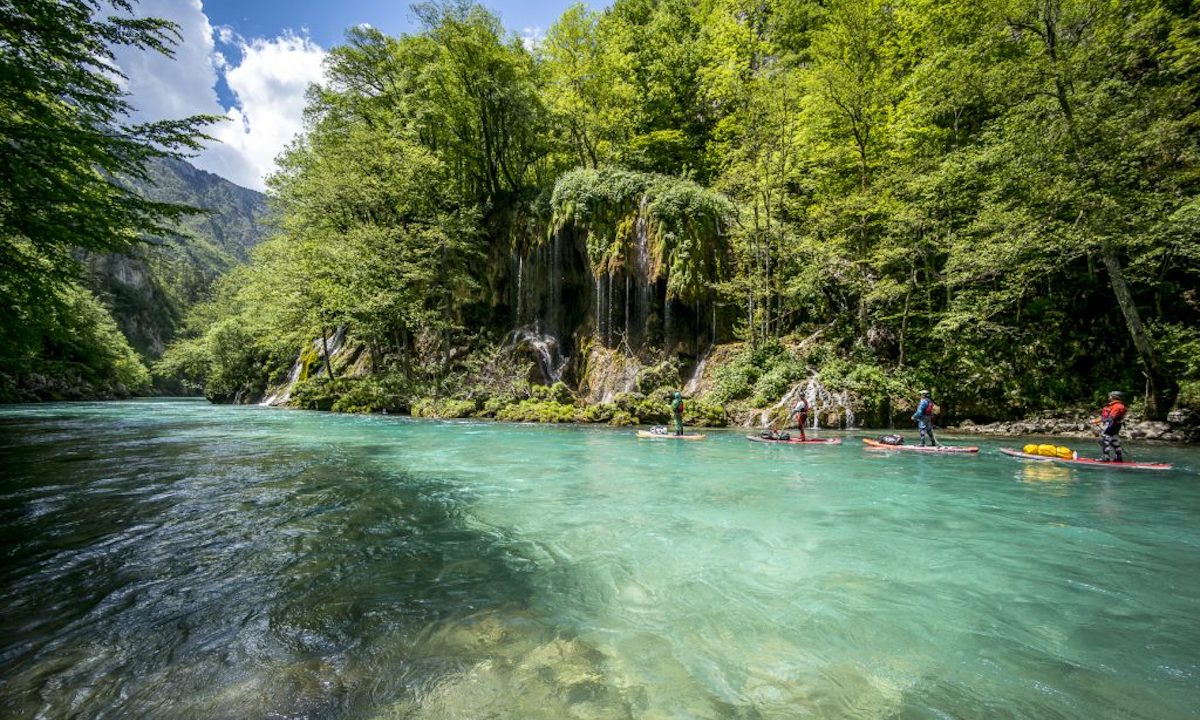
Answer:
1098;240;1176;419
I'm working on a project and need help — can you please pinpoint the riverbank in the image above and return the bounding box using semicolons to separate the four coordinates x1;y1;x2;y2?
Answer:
949;410;1200;444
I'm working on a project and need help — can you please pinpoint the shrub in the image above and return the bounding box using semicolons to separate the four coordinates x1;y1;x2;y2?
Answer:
411;397;477;418
608;409;638;426
581;403;616;423
329;376;410;414
495;400;578;423
750;358;807;407
636;361;681;394
530;381;574;404
686;399;728;427
291;377;352;411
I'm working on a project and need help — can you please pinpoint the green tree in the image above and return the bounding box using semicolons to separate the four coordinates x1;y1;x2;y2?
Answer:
541;3;639;169
0;0;217;397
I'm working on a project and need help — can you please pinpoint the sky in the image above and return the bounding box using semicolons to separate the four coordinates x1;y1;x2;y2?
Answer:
111;0;589;191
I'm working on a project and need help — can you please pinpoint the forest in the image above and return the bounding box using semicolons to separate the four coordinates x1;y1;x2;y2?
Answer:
5;0;1199;429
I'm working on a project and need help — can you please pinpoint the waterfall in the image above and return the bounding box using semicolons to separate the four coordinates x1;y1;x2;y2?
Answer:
259;327;347;407
624;274;630;343
607;271;614;348
259;356;304;406
802;374;855;429
550;231;563;336
516;254;524;325
632;195;653;343
664;295;672;348
595;274;603;343
683;344;713;396
513;325;567;384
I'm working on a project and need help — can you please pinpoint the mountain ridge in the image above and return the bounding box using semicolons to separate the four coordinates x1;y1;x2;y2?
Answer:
88;156;269;360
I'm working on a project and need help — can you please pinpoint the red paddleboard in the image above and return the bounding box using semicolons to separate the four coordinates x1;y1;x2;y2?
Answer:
999;447;1172;471
746;435;842;445
862;438;979;454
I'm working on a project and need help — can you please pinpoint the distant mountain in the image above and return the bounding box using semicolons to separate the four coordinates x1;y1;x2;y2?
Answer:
87;157;269;360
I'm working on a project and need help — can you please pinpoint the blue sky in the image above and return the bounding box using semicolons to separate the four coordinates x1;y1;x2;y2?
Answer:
112;0;593;190
202;0;584;49
202;0;588;110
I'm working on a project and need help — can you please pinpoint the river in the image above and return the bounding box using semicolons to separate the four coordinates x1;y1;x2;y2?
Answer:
1;399;1197;719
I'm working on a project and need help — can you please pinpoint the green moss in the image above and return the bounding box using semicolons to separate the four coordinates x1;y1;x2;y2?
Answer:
411;397;478;418
494;399;579;423
607;409;638;426
530;381;575;405
549;167;734;303
298;342;319;382
580;403;616;423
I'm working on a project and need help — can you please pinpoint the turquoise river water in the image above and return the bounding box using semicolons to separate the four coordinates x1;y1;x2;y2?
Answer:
1;399;1198;719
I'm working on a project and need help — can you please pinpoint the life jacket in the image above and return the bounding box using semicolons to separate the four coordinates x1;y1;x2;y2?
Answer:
1101;400;1126;424
793;400;808;415
916;398;934;417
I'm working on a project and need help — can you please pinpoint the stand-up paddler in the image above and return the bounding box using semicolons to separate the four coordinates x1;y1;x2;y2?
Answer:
912;390;938;447
1092;391;1127;462
670;391;685;436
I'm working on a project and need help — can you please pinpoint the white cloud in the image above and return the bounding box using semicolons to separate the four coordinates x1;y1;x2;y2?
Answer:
207;32;325;190
109;0;326;191
520;26;544;52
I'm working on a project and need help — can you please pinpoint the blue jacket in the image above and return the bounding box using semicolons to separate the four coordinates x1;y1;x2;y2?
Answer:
912;398;933;421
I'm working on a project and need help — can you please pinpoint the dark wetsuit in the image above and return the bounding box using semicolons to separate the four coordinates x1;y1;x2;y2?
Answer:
912;397;937;446
1098;400;1126;461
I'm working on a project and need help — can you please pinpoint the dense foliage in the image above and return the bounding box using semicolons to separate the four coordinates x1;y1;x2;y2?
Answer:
0;0;217;400
159;0;1200;422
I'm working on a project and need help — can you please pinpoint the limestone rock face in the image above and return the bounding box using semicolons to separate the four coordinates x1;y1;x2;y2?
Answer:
88;157;268;362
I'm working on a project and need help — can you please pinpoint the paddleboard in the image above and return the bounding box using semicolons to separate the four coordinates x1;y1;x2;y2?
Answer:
746;435;842;445
637;430;706;440
861;438;979;454
999;447;1172;471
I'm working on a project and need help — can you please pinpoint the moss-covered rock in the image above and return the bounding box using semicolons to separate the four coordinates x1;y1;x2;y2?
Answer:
411;397;478;418
607;409;638;426
494;399;579;423
580;403;616;423
611;391;671;424
530;381;574;405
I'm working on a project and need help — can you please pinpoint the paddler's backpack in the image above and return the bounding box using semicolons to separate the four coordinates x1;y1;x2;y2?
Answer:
878;434;904;445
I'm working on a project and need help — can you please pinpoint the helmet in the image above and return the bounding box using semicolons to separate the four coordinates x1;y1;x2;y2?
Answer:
920;390;930;397
1109;391;1125;401
673;391;682;399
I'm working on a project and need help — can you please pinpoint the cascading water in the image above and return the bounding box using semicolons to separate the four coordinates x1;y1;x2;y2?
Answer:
516;253;524;326
512;325;567;384
804;374;856;429
683;344;712;396
632;196;653;345
260;327;348;407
